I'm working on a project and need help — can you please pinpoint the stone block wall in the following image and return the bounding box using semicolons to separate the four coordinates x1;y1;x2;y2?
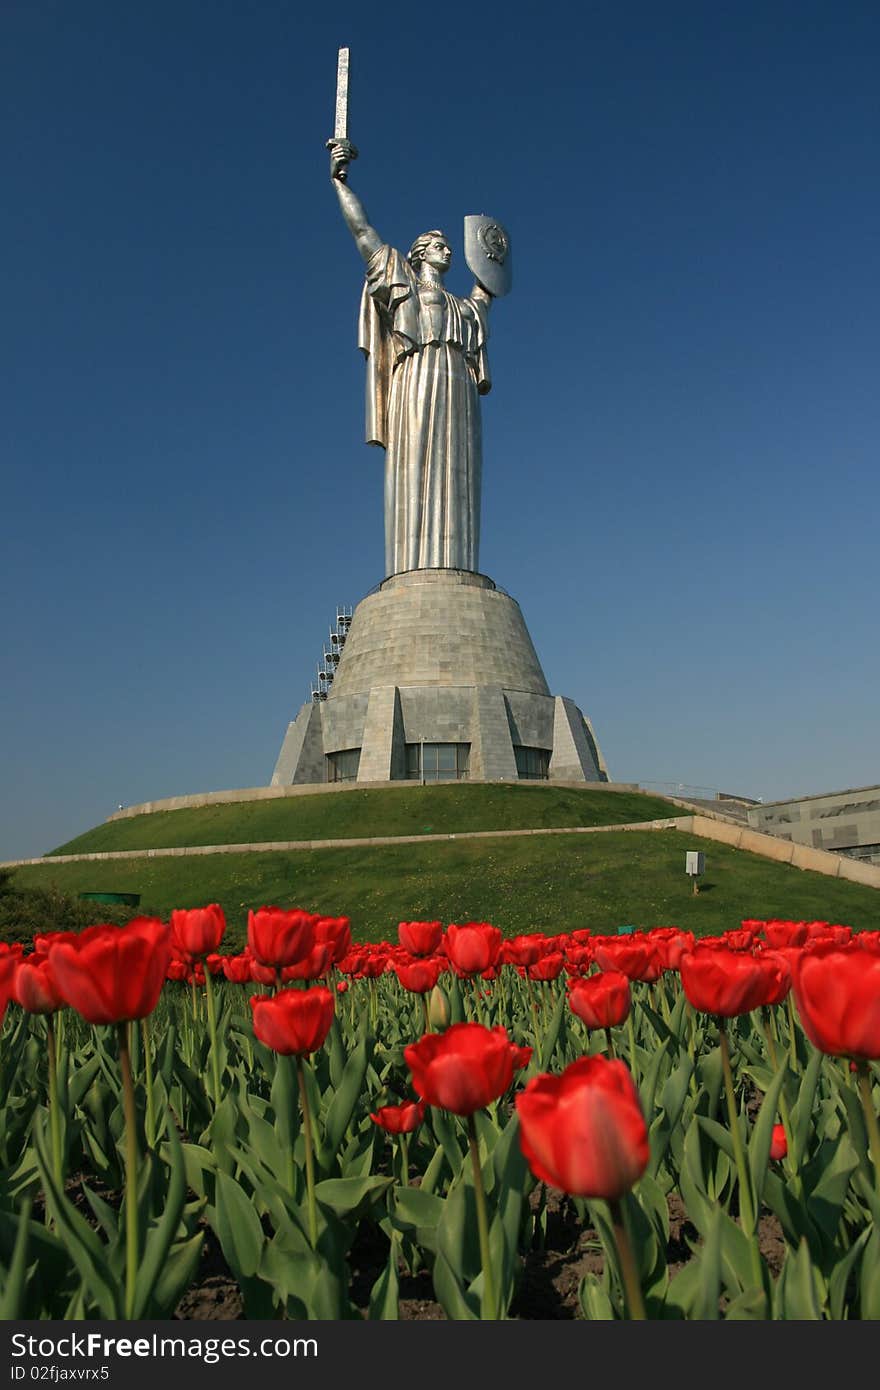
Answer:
271;568;609;788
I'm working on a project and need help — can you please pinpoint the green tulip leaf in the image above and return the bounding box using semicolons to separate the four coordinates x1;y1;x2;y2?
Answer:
431;1248;480;1320
323;1031;371;1163
578;1271;616;1320
314;1174;393;1219
776;1238;825;1320
212;1169;266;1281
747;1060;788;1210
368;1243;400;1319
0;1200;32;1320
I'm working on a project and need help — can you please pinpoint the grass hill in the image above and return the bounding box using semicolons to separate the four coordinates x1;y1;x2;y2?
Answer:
47;784;681;855
13;826;878;950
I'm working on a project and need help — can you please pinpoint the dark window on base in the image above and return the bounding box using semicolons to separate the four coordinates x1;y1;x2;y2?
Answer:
326;748;361;783
514;745;550;780
405;742;470;782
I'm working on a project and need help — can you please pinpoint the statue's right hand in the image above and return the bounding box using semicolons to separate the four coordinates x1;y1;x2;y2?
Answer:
326;137;358;182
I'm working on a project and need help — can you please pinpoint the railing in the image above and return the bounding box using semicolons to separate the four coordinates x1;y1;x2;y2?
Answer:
638;781;762;805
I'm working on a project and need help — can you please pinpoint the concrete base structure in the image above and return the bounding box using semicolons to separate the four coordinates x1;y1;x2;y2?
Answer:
272;569;609;788
747;784;880;867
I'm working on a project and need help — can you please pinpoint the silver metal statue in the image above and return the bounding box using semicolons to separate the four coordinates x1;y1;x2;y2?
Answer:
327;51;510;578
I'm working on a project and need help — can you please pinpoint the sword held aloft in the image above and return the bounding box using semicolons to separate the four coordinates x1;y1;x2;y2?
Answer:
326;47;358;181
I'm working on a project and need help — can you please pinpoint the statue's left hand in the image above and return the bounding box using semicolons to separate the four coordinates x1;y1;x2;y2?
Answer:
326;137;359;182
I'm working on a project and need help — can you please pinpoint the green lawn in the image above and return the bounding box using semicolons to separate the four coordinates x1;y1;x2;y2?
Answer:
15;828;877;948
47;783;681;856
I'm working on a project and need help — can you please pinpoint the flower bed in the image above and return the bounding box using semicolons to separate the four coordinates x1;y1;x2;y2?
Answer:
0;910;878;1319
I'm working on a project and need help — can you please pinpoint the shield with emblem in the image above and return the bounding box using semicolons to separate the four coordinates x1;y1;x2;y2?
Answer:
464;214;512;298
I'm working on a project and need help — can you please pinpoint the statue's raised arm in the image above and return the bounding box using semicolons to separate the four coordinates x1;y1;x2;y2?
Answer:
327;138;381;262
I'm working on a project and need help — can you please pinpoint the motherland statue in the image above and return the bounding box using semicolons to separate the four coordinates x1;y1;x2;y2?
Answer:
325;51;511;579
270;51;607;789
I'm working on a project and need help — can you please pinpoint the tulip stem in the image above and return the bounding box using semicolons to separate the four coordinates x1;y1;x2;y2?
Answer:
467;1114;497;1320
296;1056;318;1250
140;1017;155;1148
608;1199;646;1319
604;1027;615;1061
422;994;432;1035
400;1132;410;1189
718;1022;764;1295
46;1015;63;1189
369;980;378;1032
525;977;543;1058
855;1061;880;1203
786;995;799;1072
203;968;223;1112
117;1023;139;1320
626;1012;639;1083
471;978;486;1027
761;1011;795;1169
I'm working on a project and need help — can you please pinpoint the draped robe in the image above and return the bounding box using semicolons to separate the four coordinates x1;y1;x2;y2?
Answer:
358;245;491;577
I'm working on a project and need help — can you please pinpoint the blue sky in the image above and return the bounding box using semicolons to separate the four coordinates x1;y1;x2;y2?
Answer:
3;2;878;860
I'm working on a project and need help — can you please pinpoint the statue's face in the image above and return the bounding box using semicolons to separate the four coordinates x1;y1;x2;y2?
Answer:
422;235;452;272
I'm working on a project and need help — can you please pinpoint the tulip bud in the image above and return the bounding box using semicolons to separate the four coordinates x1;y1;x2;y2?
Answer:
427;983;450;1030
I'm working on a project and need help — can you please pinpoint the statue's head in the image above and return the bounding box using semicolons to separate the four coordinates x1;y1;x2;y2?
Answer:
408;230;452;273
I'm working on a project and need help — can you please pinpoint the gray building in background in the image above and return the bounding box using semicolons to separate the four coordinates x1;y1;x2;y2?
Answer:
747;785;880;866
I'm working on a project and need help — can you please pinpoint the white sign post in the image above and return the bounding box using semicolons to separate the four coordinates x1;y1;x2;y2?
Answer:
685;850;705;895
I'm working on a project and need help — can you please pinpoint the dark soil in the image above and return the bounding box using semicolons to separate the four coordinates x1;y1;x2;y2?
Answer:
40;1169;786;1320
171;1187;787;1321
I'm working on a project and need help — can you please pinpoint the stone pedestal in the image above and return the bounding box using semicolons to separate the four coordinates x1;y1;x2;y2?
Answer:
271;569;609;786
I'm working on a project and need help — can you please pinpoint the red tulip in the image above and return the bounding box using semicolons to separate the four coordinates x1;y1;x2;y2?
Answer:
679;947;790;1017
247;907;315;968
502;935;545;967
358;951;389;979
516;1055;650;1200
32;931;78;958
807;923;853;947
337;948;369;976
762;920;809;948
313;916;352;964
394;957;444;994
791;949;880;1059
0;944;23;1022
249;985;334;1056
723;929;759;952
444;923;502;977
593;939;664;983
568;971;631;1029
756;951;792;1006
336;979;349;993
404;1022;531;1115
170;904;226;958
527;952;564;982
370;1099;426;1133
398;921;443;957
648;928;695;971
769;1123;788;1161
14;956;65;1015
281;940;336;982
221;952;254;983
49;919;171;1024
563;944;594;973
